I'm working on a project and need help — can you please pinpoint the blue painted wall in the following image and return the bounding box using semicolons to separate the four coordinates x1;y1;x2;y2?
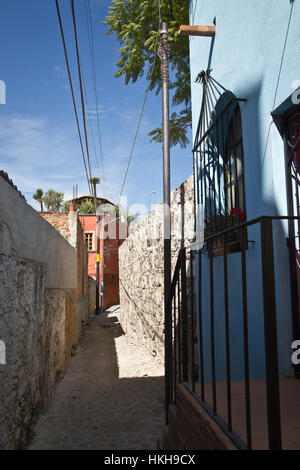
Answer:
190;0;300;380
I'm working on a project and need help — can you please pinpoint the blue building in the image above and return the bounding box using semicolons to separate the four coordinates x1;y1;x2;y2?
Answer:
164;0;300;450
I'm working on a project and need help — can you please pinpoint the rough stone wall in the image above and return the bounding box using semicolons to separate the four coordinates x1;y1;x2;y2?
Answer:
0;174;94;449
119;175;195;363
41;209;89;303
88;276;96;317
75;218;91;339
76;218;88;301
64;290;77;364
0;256;46;449
40;209;91;341
0;256;79;449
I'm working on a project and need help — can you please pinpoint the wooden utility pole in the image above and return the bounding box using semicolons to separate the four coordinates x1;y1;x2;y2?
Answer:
160;22;171;425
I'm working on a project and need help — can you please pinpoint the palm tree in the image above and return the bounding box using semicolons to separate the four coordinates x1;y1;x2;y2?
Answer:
43;189;64;212
33;188;44;211
90;177;100;199
78;200;94;214
62;201;70;213
126;212;138;228
115;204;138;228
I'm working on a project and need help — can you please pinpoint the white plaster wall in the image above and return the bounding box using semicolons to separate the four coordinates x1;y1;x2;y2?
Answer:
0;176;77;289
119;176;195;363
0;176;78;449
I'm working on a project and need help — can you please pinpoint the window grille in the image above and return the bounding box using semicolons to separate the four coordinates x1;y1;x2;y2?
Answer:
85;232;94;251
193;71;247;251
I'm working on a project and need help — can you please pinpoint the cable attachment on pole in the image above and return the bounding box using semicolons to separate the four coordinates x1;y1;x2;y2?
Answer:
159;23;169;83
158;0;162;30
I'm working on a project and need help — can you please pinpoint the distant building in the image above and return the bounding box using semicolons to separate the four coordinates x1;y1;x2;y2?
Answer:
39;206;93;330
68;196;128;312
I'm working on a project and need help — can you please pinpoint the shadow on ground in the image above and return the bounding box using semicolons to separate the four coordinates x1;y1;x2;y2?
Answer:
27;306;164;450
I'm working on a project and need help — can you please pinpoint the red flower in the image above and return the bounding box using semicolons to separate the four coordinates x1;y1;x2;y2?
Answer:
240;211;246;220
232;208;238;215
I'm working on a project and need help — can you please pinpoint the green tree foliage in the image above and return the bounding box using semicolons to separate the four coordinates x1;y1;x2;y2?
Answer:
90;177;100;198
126;212;138;227
62;201;70;213
43;189;64;212
77;200;95;214
104;0;191;148
33;188;44;211
115;204;138;227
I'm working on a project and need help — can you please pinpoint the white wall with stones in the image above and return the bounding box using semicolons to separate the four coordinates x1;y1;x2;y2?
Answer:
119;175;195;364
0;175;82;449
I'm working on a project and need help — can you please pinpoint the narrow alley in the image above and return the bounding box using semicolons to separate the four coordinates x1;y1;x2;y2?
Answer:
2;0;300;454
27;307;164;450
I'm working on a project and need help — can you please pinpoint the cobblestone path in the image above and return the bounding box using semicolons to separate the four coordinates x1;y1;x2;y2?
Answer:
28;306;164;450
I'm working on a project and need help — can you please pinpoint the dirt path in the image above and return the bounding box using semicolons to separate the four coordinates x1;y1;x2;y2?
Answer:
28;306;164;450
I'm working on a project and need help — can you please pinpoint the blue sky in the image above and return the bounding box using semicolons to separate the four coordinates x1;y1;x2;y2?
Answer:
0;0;192;216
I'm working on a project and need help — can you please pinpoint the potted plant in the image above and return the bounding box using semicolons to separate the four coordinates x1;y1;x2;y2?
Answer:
205;208;247;256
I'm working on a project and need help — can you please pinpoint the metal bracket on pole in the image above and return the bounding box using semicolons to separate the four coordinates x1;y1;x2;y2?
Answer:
179;25;216;37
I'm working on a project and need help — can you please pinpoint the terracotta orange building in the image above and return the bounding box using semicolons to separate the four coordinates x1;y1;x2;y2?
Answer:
71;196;128;313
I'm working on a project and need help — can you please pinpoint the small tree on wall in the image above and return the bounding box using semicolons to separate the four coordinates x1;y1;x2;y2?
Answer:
90;177;100;199
33;188;44;211
43;189;64;212
62;201;70;213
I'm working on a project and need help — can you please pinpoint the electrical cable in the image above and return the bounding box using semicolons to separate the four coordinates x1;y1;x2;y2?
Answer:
70;0;93;193
119;0;163;199
119;43;160;199
54;0;92;195
85;0;105;180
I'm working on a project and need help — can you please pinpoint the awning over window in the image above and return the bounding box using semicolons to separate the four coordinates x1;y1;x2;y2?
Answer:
271;92;299;138
193;71;242;155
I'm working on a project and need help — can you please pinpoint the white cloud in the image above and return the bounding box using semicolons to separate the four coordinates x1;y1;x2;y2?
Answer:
53;65;67;79
0;112;151;209
86;105;105;119
0;115;90;208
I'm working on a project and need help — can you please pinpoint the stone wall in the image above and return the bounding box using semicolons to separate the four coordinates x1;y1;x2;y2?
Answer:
0;174;93;449
119;175;195;364
88;276;96;318
0;257;46;448
40;209;94;341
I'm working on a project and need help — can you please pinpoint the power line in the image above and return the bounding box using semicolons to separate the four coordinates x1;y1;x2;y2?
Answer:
81;61;101;181
119;2;162;199
70;0;93;193
54;0;92;195
119;42;159;199
85;0;105;180
84;0;101;182
191;0;198;25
